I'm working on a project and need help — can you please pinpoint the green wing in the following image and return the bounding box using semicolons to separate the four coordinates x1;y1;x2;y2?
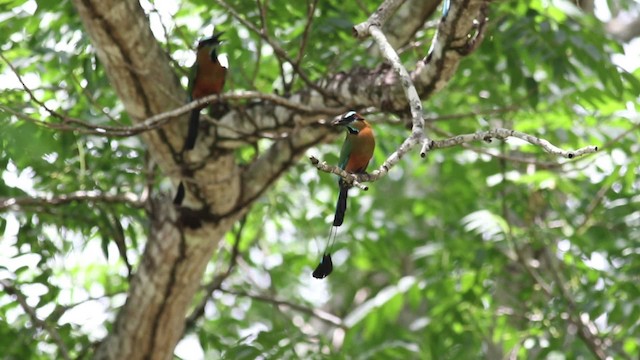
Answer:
187;62;198;101
338;133;352;170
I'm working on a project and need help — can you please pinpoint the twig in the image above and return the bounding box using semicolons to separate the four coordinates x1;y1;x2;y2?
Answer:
426;123;563;169
0;52;62;118
294;0;319;66
312;1;432;187
69;72;120;124
0;279;71;360
215;0;332;98
0;190;144;211
309;157;369;191
0;90;339;137
429;128;598;158
500;176;610;360
310;128;599;187
1;52;339;137
286;0;320;93
256;0;268;32
221;288;345;328
426;104;523;123
352;0;407;38
542;248;611;360
599;117;640;150
575;179;610;235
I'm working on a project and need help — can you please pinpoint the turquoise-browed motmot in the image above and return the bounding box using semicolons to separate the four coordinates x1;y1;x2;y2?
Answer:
313;111;375;279
184;32;227;151
174;32;227;205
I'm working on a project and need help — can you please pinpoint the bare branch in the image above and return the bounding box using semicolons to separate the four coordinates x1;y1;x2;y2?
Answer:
221;288;345;328
0;190;144;211
210;0;493;151
427;123;564;169
296;0;319;65
1;90;339;138
429;129;598;159
353;0;407;38
314;5;431;190
215;0;333;98
542;249;610;360
310;128;599;184
384;0;440;50
500;184;612;360
0;279;72;360
0;52;62;118
309;157;369;191
575;181;610;235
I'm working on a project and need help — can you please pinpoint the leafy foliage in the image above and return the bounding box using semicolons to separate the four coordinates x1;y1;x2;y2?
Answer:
1;0;639;359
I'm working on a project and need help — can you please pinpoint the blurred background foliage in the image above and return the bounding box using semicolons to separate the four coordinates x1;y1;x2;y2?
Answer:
1;0;639;358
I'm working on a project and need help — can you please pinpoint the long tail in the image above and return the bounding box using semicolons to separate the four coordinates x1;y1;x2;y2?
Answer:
332;182;348;227
314;182;348;279
175;109;201;204
183;109;201;151
313;225;338;279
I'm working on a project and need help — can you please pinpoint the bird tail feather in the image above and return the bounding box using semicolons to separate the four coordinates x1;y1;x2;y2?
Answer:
183;109;200;151
333;183;348;226
173;182;186;205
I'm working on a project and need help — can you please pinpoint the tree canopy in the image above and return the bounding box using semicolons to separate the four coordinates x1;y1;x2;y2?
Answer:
1;0;639;359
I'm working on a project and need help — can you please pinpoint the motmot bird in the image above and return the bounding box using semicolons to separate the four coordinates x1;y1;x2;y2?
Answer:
174;32;227;205
313;111;375;279
184;32;227;151
331;111;375;227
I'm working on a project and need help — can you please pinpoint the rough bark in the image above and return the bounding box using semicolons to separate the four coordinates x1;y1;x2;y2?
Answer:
70;0;490;358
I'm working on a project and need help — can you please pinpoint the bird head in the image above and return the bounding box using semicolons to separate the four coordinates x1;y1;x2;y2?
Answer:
197;32;224;60
198;32;224;48
332;111;366;134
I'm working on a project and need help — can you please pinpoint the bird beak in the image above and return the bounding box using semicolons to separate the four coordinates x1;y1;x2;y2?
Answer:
331;117;347;126
332;111;361;126
213;31;225;42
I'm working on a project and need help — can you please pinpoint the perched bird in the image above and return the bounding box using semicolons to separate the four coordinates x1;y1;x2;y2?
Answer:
174;32;227;205
331;111;376;227
313;111;376;279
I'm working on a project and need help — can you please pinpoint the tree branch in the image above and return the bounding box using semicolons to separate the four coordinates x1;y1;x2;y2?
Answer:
220;288;345;328
353;0;407;38
309;0;498;187
0;190;145;212
215;0;332;98
427;123;574;170
0;89;339;138
311;128;598;187
499;184;611;360
380;0;440;49
293;0;319;71
208;0;493;153
0;279;71;360
308;0;430;190
542;248;614;360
